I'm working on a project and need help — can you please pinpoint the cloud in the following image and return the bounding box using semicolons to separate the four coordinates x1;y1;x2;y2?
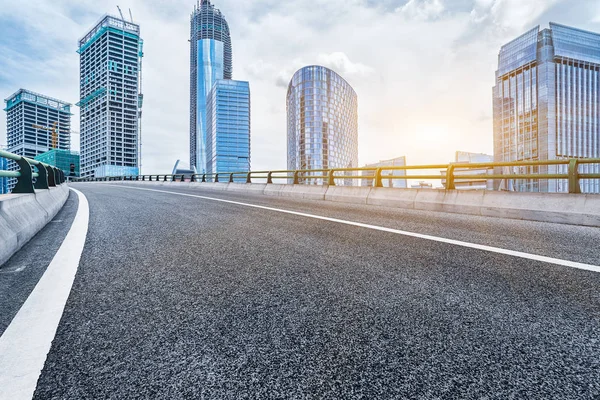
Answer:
316;52;374;77
397;0;445;21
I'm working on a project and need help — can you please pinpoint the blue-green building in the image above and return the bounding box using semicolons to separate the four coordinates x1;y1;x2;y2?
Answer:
35;149;80;178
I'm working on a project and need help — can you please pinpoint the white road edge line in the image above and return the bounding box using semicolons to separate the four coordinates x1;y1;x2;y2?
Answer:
0;188;89;400
111;184;600;274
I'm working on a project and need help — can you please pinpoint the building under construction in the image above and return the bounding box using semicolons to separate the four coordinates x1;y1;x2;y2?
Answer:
4;89;72;189
78;13;143;178
35;149;80;178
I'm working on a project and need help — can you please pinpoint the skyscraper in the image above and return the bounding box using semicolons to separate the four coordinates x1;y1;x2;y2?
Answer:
190;0;232;173
4;89;72;189
206;80;250;179
493;23;600;193
78;14;143;178
287;66;358;185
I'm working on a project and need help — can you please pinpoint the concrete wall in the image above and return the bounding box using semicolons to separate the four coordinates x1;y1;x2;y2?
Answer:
0;185;69;266
96;181;600;228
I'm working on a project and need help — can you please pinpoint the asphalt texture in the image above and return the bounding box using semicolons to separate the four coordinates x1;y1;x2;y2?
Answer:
0;190;78;335
31;183;600;399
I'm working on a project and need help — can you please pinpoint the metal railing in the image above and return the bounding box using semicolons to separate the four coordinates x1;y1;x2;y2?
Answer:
0;149;66;194
73;158;600;194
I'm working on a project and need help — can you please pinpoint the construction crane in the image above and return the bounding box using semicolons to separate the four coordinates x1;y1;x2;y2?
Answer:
32;122;59;149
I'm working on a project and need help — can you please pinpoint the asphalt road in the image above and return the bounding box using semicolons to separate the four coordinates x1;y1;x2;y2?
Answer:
23;183;600;398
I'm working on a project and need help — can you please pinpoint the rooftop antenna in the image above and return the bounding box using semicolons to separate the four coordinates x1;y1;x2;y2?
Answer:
129;8;134;23
116;5;125;20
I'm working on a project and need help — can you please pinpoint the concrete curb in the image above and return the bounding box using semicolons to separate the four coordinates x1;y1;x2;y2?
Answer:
87;181;600;227
0;185;70;266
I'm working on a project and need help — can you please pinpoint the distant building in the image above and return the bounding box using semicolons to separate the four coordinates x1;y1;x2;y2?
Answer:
190;0;233;173
361;156;407;188
35;149;80;178
172;159;197;176
411;181;433;189
493;23;600;193
287;65;358;185
441;151;494;190
4;89;72;190
78;14;143;178
205;80;250;181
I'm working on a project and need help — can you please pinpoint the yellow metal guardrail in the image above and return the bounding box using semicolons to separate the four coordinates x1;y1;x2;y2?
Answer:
0;149;66;194
74;158;600;194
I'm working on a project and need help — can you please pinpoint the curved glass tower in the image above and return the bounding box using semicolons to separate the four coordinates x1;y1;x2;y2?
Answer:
287;66;358;185
190;0;232;172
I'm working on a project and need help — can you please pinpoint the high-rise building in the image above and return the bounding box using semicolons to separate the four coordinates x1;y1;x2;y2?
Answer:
190;0;232;173
206;80;250;180
493;23;600;193
440;151;494;190
4;89;72;189
287;65;358;185
78;14;143;178
361;156;407;188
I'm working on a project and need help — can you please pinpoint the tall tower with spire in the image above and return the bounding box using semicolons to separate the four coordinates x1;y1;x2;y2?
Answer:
189;0;233;172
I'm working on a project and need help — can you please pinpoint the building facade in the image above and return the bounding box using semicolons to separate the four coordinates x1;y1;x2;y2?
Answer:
493;23;600;193
35;149;80;178
190;0;232;173
361;156;407;188
206;80;250;180
441;151;494;190
287;66;358;185
4;89;72;189
78;14;143;178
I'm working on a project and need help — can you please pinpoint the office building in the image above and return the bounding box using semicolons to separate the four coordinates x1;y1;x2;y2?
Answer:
4;89;72;189
287;65;358;185
206;80;250;180
35;149;80;178
190;0;232;173
441;151;494;190
361;156;407;188
78;14;143;178
493;23;600;193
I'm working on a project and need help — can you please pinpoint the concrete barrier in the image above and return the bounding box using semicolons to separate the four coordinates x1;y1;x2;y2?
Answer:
85;181;600;227
0;185;69;266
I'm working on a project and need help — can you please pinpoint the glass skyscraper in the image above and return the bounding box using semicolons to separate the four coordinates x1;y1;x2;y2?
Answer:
78;14;143;178
190;0;232;173
493;23;600;193
287;66;358;185
206;80;250;180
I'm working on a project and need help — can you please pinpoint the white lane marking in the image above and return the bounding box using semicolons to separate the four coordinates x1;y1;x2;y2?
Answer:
111;185;600;274
0;188;89;400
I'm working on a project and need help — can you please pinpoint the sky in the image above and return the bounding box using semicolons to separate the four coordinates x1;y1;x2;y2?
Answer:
1;0;600;174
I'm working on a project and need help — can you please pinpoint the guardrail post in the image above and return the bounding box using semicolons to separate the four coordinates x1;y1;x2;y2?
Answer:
12;157;35;194
46;166;57;187
34;164;49;190
293;171;299;185
568;159;581;194
191;174;196;182
59;169;65;184
142;175;146;181
445;165;456;190
267;172;273;184
202;174;206;183
246;172;252;184
229;173;234;183
215;173;219;183
327;169;335;186
180;174;186;182
374;168;383;188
